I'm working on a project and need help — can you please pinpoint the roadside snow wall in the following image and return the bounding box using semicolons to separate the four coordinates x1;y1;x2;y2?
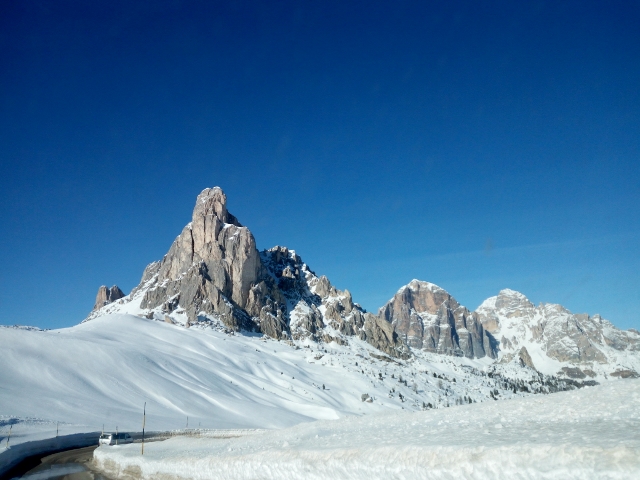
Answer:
93;379;640;480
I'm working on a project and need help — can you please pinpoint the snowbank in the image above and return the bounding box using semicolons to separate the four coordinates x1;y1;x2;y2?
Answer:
94;379;640;479
0;431;99;478
0;313;546;452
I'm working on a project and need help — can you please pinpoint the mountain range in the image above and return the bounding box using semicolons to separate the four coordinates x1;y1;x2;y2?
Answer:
87;187;640;382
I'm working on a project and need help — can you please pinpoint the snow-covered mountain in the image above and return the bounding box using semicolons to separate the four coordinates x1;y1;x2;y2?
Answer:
85;187;407;359
380;280;640;381
3;185;639;464
0;313;555;450
475;288;640;380
84;187;639;384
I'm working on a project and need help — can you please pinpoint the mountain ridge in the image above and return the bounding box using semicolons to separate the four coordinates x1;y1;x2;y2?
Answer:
87;187;640;381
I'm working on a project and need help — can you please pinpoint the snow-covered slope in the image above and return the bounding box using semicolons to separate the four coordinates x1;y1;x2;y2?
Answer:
94;378;640;480
476;289;640;381
1;313;558;452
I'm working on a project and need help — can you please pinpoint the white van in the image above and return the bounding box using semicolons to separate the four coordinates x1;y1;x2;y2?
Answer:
99;432;133;445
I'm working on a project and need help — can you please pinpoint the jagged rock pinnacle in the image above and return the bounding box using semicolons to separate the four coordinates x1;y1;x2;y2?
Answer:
93;285;125;310
89;187;410;358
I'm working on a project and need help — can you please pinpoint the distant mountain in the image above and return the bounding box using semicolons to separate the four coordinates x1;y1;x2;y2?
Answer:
88;187;640;381
8;186;640;457
475;288;640;380
378;280;496;359
380;280;640;380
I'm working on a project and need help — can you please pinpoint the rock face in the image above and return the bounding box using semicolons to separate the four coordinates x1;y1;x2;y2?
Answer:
136;187;266;331
378;280;497;359
517;347;536;370
258;245;409;358
93;187;409;358
93;285;125;310
476;289;640;378
86;187;639;375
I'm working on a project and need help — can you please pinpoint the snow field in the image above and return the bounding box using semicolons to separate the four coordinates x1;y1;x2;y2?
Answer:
1;313;551;452
94;378;640;480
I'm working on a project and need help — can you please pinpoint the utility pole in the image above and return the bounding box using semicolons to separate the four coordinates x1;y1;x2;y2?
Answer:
56;422;59;437
141;402;146;456
6;425;11;448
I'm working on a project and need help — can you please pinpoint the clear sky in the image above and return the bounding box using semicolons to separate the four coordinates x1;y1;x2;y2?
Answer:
1;1;638;331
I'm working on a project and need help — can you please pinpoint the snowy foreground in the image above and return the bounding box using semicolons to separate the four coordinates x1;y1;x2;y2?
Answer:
2;313;637;478
1;313;541;450
95;379;640;480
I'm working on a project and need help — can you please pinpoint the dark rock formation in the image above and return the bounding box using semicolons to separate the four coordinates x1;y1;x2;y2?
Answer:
518;346;536;370
93;285;125;310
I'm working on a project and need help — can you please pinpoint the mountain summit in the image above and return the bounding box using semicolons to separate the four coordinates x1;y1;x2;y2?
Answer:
475;289;640;379
379;280;496;359
87;187;640;379
87;187;408;358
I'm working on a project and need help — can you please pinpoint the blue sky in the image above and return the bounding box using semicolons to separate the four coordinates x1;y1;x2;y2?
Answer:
1;1;638;330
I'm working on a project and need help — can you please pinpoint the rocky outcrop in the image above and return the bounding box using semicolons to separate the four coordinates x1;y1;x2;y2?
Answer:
93;285;125;310
379;280;496;359
260;246;409;358
362;313;410;359
476;289;640;377
91;187;409;358
139;187;269;330
518;347;536;370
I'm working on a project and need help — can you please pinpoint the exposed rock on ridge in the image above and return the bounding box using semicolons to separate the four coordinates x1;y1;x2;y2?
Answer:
94;187;409;358
138;187;281;333
379;280;497;359
93;285;125;310
260;246;409;358
87;187;639;375
476;289;640;378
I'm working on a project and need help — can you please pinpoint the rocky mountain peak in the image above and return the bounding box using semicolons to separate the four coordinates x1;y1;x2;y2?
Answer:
393;280;459;315
476;289;640;379
87;187;409;358
494;288;534;317
405;279;444;293
85;187;639;377
380;280;496;359
193;187;241;227
93;285;125;310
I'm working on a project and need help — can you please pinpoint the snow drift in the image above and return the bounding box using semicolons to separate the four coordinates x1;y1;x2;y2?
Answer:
94;378;640;480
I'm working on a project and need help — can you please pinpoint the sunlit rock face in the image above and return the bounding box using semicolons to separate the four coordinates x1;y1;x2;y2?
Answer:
89;187;409;358
476;288;640;378
85;187;640;375
379;280;497;359
137;187;268;332
93;285;125;310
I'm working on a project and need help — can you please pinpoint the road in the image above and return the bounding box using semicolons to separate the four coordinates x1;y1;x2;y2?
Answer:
15;445;114;480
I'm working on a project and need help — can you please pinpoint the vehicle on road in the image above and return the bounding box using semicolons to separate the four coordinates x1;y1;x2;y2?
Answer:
99;432;133;445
